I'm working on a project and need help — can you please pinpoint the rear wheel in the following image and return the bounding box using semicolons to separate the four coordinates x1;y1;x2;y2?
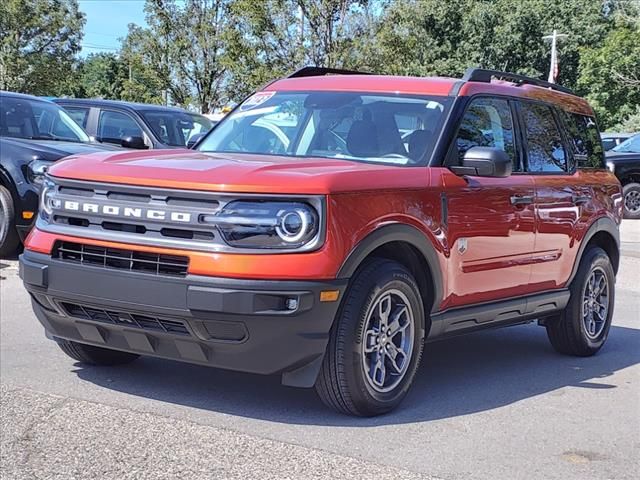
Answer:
56;339;140;366
622;183;640;219
315;258;425;416
546;247;615;356
0;185;20;258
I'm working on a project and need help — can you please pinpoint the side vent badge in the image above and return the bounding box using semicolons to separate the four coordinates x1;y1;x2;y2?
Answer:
458;238;468;255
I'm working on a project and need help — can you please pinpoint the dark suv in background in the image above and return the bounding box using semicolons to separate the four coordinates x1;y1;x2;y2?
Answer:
606;133;640;218
0;91;115;256
54;99;213;150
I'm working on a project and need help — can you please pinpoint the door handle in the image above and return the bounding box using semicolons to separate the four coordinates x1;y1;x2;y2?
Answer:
572;194;590;205
510;195;534;206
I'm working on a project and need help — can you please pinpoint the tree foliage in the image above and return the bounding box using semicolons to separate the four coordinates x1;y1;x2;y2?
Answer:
0;0;85;94
578;22;640;128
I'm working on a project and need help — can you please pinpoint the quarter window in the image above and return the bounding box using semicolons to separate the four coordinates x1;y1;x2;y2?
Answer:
454;97;518;170
521;102;567;173
98;110;144;144
560;111;605;169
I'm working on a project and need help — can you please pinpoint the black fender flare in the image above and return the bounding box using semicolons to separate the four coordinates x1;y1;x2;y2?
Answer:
337;223;444;313
567;216;620;286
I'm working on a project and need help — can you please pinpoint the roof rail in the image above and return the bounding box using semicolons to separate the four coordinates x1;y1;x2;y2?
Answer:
288;66;371;78
461;67;575;95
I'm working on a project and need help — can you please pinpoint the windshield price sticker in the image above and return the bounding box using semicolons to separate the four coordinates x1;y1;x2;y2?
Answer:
239;91;275;111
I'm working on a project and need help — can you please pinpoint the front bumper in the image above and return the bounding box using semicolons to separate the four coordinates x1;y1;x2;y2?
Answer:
20;250;346;387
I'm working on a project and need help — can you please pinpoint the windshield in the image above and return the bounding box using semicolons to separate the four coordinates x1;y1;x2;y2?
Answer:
141;110;213;147
612;133;640;153
197;91;451;165
0;96;90;142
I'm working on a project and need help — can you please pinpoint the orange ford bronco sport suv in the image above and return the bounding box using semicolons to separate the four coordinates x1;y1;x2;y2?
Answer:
20;68;623;416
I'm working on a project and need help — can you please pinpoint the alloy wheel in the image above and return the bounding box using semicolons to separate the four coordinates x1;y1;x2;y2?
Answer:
361;289;415;393
582;266;609;339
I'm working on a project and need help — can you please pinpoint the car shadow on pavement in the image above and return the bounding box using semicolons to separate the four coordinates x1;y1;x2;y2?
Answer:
72;323;640;426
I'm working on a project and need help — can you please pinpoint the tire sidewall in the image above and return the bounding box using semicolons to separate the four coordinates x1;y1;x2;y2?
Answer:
0;186;12;247
341;261;425;413
571;248;615;350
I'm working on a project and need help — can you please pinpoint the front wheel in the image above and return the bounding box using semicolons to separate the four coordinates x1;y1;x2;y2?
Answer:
315;258;425;416
546;247;615;356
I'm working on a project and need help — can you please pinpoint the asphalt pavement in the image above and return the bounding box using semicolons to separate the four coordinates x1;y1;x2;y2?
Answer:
1;222;639;480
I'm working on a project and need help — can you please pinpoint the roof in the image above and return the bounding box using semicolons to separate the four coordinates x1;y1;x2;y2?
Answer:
267;73;593;116
268;75;458;97
53;97;188;113
0;90;55;104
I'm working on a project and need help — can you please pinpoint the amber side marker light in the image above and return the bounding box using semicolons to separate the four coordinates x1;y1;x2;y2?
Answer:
22;211;35;220
320;290;340;302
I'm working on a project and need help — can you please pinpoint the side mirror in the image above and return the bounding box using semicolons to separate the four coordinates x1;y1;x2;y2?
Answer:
121;136;148;149
187;132;206;149
451;146;512;178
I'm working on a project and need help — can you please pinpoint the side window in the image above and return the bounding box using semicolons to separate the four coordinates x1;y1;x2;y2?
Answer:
64;107;90;128
521;102;567;173
454;97;518;170
560;111;605;169
98;110;143;144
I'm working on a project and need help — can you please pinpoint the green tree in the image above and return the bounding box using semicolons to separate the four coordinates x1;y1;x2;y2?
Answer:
224;0;378;101
373;0;609;89
578;23;640;129
120;0;234;113
119;23;168;105
0;0;85;95
77;53;127;99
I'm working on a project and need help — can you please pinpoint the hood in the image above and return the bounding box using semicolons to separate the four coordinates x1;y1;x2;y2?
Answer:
605;151;640;163
48;150;428;194
0;137;119;161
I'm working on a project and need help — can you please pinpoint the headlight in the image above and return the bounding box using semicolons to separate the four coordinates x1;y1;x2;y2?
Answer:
202;200;321;249
606;161;615;173
28;159;51;185
39;178;60;219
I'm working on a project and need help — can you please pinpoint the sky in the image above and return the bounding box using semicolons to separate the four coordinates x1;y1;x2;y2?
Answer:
78;0;147;57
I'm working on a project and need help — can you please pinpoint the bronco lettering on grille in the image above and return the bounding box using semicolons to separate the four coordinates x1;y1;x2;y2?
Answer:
62;200;192;222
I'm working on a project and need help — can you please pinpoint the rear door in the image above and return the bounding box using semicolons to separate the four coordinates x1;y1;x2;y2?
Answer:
442;96;537;308
518;101;592;291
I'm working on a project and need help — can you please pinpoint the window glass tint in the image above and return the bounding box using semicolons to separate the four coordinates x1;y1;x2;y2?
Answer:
198;91;451;166
64;107;90;128
454;97;518;170
98;110;143;144
521;103;567;172
561;111;604;168
0;97;88;142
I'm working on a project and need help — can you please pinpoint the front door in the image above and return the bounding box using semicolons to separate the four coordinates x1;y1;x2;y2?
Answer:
442;96;537;309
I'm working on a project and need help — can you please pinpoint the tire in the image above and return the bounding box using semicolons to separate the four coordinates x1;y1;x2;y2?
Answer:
546;247;615;356
0;185;21;258
622;182;640;219
315;258;425;416
56;339;140;366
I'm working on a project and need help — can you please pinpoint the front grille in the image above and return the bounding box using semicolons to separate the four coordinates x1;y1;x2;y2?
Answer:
48;180;225;249
60;301;190;336
53;241;189;277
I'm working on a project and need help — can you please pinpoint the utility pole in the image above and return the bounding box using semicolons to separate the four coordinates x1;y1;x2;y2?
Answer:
542;30;568;83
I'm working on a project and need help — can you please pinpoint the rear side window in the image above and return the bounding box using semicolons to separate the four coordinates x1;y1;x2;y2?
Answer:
560;111;605;169
98;110;143;144
64;106;90;129
453;97;518;169
521;102;567;173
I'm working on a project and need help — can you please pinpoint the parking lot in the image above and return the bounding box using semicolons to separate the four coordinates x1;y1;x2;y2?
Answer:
1;221;638;480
